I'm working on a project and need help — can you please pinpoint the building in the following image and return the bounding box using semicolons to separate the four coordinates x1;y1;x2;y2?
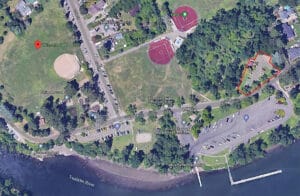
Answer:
276;6;298;24
25;0;39;6
16;0;32;17
174;36;184;48
282;23;295;41
88;0;106;15
287;47;300;62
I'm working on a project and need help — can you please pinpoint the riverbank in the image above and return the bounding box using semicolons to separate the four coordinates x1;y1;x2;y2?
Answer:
43;145;195;191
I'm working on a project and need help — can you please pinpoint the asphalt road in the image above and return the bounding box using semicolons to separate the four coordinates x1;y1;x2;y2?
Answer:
65;0;119;119
190;95;294;155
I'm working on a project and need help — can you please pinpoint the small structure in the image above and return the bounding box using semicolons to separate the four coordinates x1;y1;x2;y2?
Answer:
287;47;300;62
282;23;295;41
25;0;39;6
174;36;184;48
16;0;32;17
39;117;46;127
114;33;123;40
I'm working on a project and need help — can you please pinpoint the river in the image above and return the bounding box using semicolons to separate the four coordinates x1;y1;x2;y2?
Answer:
0;141;300;196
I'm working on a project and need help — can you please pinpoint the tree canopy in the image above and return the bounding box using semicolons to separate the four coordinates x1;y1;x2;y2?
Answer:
176;1;285;98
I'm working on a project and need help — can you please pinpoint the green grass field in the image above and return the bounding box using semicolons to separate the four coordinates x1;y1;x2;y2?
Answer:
105;46;192;110
201;149;229;170
111;134;134;150
157;0;238;19
0;0;81;111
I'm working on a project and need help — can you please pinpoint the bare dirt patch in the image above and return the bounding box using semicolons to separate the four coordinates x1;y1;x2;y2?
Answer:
136;133;152;143
54;54;80;80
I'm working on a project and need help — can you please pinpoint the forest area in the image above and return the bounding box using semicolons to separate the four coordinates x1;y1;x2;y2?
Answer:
176;0;286;99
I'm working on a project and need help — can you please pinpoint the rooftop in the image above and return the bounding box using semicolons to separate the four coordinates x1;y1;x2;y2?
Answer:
16;0;32;17
287;47;300;62
282;23;295;40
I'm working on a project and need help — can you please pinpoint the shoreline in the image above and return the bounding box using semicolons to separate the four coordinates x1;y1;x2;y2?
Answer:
43;145;197;191
30;141;294;191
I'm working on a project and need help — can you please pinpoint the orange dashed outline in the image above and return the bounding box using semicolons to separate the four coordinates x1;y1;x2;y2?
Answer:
237;51;281;96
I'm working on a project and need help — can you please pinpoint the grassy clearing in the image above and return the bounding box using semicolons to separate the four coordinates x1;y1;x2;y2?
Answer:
157;0;238;19
111;120;158;152
0;0;81;112
111;134;134;150
105;46;192;110
201;149;229;170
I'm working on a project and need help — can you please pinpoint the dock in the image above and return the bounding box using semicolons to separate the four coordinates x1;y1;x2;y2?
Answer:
224;155;282;186
194;167;202;187
231;170;282;185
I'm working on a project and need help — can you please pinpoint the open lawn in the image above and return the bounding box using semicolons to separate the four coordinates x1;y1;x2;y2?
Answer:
105;46;192;110
111;134;134;150
157;0;238;19
201;149;229;170
0;0;82;112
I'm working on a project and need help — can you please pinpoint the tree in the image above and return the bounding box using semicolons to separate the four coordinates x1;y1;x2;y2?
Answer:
126;104;137;116
79;4;88;15
64;79;79;98
0;36;4;44
148;111;157;122
262;84;275;96
202;106;213;125
191;123;202;138
175;96;185;107
0;117;8;131
135;112;146;125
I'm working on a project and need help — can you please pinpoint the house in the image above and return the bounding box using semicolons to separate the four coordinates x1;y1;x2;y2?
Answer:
276;6;298;24
282;23;295;41
88;0;106;15
16;0;32;17
287;47;300;62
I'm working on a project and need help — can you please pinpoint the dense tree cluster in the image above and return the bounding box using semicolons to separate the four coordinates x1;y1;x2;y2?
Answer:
108;0;139;17
0;131;54;154
64;79;79;98
66;138;112;157
40;96;78;138
0;117;7;131
81;75;105;103
144;110;192;173
0;176;30;196
177;1;285;98
109;0;166;46
280;60;300;86
269;125;295;146
230;139;267;165
23;114;51;137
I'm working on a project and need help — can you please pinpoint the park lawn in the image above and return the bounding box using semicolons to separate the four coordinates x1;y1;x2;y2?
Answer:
201;149;229;170
157;0;238;19
105;46;192;110
0;0;81;112
111;134;134;150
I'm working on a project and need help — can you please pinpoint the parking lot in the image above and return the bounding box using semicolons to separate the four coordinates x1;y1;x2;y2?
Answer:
190;95;293;155
71;120;133;143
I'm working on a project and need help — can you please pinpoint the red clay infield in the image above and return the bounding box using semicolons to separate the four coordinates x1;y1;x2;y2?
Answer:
148;39;174;65
172;6;198;32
